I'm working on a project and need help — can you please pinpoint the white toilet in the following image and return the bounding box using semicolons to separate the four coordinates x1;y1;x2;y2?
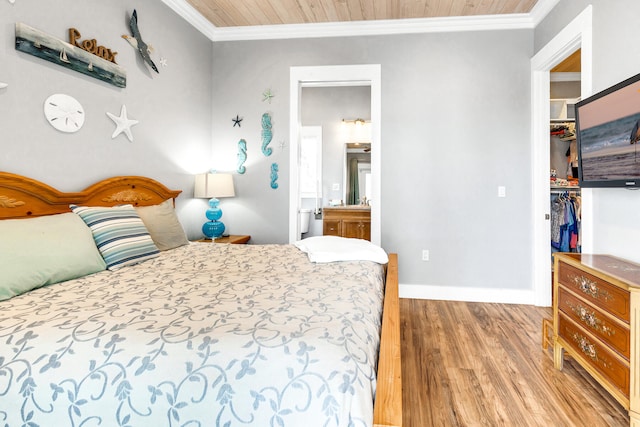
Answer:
300;208;311;234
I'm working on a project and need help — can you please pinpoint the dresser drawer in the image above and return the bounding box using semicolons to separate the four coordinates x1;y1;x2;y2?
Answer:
558;287;630;359
557;262;630;323
558;314;629;398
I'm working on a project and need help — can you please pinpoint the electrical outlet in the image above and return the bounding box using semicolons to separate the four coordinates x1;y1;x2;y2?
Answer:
422;249;429;261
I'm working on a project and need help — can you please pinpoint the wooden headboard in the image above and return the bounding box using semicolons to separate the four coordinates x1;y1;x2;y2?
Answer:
0;172;182;219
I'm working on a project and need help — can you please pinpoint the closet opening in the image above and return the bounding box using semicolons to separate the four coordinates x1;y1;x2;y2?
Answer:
549;50;582;302
530;4;592;307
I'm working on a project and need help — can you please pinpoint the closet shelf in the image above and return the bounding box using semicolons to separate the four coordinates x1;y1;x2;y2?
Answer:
551;186;580;194
550;185;580;190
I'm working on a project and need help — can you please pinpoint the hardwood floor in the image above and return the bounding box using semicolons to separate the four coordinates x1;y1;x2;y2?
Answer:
400;299;629;427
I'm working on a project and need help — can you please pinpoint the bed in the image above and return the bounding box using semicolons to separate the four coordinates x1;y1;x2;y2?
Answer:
0;172;401;427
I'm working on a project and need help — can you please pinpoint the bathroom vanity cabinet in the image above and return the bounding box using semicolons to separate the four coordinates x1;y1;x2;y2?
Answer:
322;207;371;241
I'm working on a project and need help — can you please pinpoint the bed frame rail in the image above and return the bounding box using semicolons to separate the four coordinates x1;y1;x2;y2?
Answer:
374;253;402;427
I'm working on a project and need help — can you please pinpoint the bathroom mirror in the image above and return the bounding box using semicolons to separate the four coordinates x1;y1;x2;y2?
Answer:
344;143;371;205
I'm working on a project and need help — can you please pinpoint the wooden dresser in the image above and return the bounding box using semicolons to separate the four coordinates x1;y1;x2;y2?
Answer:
553;253;640;426
322;207;371;241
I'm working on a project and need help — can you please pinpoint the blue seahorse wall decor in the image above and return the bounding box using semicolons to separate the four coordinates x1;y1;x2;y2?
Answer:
237;139;247;174
261;112;273;157
270;163;279;189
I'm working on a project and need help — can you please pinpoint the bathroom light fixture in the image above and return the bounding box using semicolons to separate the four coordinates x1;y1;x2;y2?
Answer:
194;172;235;239
341;118;371;143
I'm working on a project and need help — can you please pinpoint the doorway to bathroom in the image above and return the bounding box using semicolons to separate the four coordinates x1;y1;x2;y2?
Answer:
288;64;381;245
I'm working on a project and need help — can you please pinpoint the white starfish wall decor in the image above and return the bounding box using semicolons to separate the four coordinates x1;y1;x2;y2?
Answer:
106;105;139;142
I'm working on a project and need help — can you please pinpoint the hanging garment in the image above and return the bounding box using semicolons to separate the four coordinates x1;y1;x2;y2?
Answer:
550;192;581;252
550;196;565;249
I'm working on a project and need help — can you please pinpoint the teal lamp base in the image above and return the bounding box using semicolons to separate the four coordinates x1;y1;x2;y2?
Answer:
202;198;226;239
203;220;225;239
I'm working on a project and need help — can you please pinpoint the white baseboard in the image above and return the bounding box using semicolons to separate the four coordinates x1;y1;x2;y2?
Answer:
399;283;537;305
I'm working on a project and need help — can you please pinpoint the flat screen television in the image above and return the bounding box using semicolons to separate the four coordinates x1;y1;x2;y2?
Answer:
576;72;640;188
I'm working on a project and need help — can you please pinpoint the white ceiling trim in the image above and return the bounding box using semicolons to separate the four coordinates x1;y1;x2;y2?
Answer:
529;0;563;25
160;0;218;40
210;14;535;42
161;0;560;42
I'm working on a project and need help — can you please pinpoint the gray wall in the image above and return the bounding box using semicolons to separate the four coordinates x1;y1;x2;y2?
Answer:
212;30;534;290
536;1;640;263
0;0;213;239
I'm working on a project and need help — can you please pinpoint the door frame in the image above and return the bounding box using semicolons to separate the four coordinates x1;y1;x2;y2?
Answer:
531;6;593;306
288;64;382;245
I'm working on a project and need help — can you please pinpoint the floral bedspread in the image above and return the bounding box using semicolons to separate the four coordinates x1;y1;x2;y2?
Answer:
0;243;385;427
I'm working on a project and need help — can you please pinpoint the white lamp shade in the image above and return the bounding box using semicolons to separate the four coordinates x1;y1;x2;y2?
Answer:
194;173;235;198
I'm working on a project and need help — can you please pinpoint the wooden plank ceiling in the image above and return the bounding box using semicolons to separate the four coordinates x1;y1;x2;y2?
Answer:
552;49;581;73
187;0;541;27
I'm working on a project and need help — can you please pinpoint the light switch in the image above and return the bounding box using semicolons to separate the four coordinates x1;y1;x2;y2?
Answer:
498;186;506;197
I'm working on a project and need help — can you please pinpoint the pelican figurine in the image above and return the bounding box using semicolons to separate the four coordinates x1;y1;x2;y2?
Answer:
122;9;158;73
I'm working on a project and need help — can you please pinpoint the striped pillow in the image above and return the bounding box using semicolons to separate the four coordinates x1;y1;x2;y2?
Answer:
70;204;160;270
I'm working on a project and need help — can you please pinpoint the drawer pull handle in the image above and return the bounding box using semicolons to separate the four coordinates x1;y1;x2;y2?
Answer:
567;302;614;336
570;332;610;369
570;274;612;301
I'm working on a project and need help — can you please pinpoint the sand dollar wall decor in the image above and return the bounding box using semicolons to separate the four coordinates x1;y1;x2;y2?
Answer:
44;94;85;133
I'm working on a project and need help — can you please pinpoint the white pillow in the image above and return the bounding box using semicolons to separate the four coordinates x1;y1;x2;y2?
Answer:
294;236;388;264
0;213;107;301
135;199;188;251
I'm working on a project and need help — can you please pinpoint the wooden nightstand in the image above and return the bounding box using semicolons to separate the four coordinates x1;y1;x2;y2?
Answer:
195;235;251;244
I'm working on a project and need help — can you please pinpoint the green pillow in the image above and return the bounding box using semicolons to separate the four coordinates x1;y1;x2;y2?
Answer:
0;212;107;301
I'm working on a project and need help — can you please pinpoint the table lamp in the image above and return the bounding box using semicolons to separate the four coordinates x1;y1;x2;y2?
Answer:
194;172;235;239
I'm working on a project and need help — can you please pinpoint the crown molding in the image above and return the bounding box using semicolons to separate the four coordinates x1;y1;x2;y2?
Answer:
211;14;536;42
160;0;217;40
161;0;560;42
529;0;563;26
